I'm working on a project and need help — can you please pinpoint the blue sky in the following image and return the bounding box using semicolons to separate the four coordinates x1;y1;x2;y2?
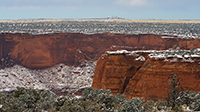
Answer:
1;0;200;20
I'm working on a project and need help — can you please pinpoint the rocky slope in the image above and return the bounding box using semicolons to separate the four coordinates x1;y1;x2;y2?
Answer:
0;60;96;94
92;49;200;100
1;33;200;69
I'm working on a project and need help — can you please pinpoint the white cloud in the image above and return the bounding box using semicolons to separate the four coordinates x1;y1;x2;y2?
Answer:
115;0;150;7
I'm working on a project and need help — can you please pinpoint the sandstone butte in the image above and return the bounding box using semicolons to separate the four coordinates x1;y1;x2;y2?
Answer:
1;33;200;69
92;51;200;100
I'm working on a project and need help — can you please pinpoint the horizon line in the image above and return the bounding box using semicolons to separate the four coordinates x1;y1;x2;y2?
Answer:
1;18;200;23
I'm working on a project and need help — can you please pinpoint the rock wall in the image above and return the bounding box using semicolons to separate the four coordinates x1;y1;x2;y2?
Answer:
124;58;200;100
92;52;200;100
92;53;145;94
1;33;200;69
0;33;161;69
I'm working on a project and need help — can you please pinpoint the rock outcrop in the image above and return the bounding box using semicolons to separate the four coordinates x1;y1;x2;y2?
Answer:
92;50;200;100
92;52;145;94
1;33;200;69
124;58;200;100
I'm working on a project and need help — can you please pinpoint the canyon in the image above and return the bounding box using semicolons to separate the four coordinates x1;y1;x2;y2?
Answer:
1;33;200;69
1;33;200;100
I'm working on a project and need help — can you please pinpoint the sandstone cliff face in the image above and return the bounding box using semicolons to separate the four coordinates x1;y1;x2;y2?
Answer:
123;59;200;100
92;53;145;94
92;49;200;100
1;33;200;69
0;33;160;69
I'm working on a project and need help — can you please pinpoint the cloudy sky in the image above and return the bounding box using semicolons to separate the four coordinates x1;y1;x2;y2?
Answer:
1;0;200;20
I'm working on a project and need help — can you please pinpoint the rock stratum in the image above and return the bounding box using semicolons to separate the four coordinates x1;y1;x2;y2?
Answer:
1;33;200;99
124;58;200;100
1;33;200;69
92;50;200;100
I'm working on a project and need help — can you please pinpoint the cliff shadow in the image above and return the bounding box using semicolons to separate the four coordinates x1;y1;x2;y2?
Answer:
122;65;142;93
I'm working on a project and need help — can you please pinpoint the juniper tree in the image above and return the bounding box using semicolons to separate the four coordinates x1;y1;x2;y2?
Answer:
167;73;183;108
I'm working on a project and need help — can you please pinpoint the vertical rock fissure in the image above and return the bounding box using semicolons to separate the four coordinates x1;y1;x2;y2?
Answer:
122;66;142;93
122;77;131;93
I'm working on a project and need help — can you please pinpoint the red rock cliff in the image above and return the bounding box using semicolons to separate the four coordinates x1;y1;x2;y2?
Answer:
92;53;145;94
123;58;200;100
92;51;200;100
1;33;200;69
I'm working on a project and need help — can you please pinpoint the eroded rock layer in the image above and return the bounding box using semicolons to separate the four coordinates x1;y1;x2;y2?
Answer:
92;50;200;100
124;58;200;100
1;33;200;69
92;53;145;94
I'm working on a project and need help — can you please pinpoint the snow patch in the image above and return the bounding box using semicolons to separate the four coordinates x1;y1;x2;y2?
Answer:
107;50;129;54
161;36;174;38
135;56;145;61
0;61;96;93
106;48;200;63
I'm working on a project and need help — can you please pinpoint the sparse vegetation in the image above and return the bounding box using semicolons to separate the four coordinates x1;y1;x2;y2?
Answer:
0;73;200;112
0;21;200;38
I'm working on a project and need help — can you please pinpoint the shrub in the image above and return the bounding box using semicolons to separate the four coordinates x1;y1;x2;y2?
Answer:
0;87;56;112
119;97;144;112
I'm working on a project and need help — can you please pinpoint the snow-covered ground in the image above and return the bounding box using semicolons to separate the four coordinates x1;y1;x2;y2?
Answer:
0;60;96;93
0;21;200;38
106;48;200;63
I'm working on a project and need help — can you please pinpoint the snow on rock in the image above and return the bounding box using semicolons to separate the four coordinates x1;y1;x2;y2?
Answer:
161;36;174;38
106;48;200;63
134;56;146;61
106;50;129;54
0;60;96;93
148;48;200;63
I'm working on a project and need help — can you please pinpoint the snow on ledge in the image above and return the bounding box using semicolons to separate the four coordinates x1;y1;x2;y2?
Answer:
106;50;129;54
161;36;174;38
135;56;146;61
106;48;200;63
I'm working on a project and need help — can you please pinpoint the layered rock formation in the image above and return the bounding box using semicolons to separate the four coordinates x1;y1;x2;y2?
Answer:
2;32;200;99
92;51;145;94
124;58;200;100
1;33;200;69
92;50;200;100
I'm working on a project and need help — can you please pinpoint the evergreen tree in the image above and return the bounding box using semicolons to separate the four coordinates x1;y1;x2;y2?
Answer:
167;73;183;108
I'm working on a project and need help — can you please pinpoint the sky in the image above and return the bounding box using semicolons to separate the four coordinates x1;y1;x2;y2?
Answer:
0;0;200;20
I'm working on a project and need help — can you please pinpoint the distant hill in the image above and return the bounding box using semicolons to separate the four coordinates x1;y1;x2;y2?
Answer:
107;16;125;19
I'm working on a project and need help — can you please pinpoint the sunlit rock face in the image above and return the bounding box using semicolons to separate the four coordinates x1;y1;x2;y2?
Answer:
2;33;200;69
92;51;146;94
92;49;200;100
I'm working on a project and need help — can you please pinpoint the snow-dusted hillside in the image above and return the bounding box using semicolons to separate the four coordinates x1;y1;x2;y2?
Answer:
1;21;200;38
0;60;96;94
